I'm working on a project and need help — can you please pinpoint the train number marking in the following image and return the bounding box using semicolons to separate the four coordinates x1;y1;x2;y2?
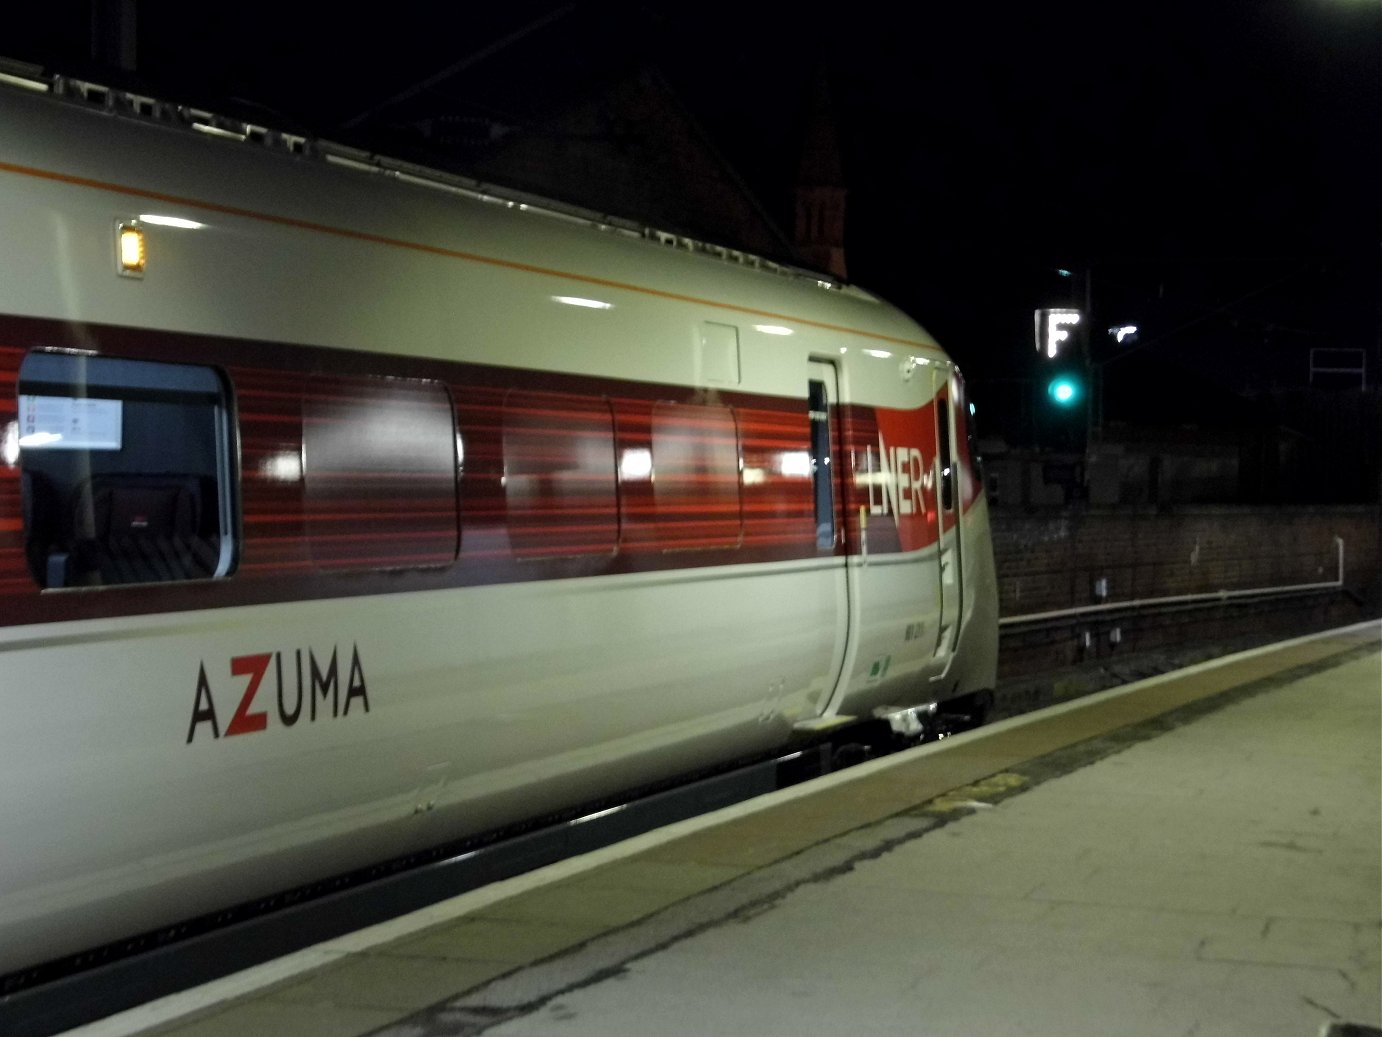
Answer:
186;644;370;744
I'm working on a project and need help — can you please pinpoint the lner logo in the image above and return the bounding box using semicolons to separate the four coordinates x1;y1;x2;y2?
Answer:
864;432;927;518
857;404;941;553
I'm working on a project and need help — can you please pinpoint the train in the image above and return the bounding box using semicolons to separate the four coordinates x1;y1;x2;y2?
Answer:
0;63;997;979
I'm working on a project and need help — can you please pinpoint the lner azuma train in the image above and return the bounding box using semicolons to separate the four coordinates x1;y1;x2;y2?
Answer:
0;64;998;977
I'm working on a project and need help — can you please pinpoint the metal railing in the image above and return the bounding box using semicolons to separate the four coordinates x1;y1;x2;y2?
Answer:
1000;536;1345;628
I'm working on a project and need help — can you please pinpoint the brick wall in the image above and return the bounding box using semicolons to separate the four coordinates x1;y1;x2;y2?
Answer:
993;505;1382;618
991;505;1381;694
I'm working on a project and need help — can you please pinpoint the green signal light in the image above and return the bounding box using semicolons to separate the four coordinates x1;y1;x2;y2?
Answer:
1048;376;1082;406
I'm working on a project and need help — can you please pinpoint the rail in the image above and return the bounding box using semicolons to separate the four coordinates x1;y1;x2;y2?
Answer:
999;536;1346;628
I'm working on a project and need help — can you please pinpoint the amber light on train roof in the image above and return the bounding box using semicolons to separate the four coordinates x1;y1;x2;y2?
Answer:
116;222;145;277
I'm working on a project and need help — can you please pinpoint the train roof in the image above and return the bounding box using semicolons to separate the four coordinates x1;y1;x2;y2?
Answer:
0;58;942;364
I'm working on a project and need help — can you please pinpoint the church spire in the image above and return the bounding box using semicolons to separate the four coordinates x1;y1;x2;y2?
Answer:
794;71;847;281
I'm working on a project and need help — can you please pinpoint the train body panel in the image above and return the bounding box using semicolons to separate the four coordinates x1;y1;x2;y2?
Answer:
0;84;924;395
0;72;997;976
0;558;854;969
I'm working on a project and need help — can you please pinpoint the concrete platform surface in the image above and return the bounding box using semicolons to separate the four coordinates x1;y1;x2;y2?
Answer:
70;623;1381;1037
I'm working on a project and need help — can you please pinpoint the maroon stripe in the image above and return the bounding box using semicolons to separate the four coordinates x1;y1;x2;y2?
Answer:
0;315;971;628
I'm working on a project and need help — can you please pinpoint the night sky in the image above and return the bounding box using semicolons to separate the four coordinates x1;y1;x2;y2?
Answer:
6;1;1381;411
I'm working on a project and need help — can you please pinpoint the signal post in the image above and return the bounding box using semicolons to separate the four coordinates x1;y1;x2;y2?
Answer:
1034;306;1089;458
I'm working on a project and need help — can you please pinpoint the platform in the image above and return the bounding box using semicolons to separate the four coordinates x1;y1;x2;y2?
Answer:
67;622;1381;1037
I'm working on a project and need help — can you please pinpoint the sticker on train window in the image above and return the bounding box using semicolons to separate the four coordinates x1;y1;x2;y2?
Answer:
18;395;123;450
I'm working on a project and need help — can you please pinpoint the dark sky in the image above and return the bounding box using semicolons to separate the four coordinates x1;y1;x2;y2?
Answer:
6;1;1381;399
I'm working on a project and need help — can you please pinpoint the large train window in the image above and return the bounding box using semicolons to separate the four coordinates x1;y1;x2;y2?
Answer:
649;402;742;550
503;391;617;559
16;351;236;589
303;375;458;571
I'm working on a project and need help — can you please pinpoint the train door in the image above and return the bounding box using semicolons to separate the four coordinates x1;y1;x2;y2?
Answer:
932;367;963;664
808;359;852;716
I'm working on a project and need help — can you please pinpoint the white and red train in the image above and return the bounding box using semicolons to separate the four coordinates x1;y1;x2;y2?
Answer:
0;66;997;976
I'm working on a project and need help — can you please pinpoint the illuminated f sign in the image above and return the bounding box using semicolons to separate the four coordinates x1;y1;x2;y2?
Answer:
1035;309;1083;358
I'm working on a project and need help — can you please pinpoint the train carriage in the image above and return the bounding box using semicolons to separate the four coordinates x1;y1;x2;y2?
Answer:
0;66;997;976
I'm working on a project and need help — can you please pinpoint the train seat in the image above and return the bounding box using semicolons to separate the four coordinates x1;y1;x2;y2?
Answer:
67;474;219;586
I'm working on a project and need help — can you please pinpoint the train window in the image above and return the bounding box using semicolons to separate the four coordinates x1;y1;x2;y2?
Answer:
736;403;816;553
303;375;458;571
650;402;742;550
16;351;236;589
937;386;955;513
503;391;617;559
808;379;835;550
953;374;983;501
